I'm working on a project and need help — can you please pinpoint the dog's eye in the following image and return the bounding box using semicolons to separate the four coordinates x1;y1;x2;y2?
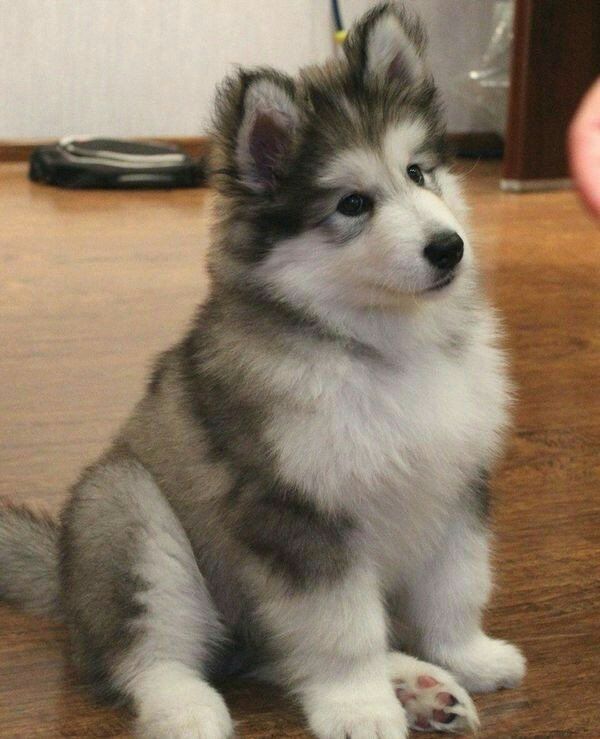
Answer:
336;193;373;217
407;164;425;187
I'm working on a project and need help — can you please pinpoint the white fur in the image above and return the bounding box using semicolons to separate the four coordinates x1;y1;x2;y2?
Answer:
254;566;388;684
133;662;234;739
261;310;509;577
260;121;471;310
401;517;526;693
256;122;508;533
248;565;407;737
429;633;527;694
109;468;232;739
307;686;407;739
403;517;494;653
250;115;523;726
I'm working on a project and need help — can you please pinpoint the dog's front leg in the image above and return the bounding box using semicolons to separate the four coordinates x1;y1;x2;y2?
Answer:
256;565;408;739
403;513;526;694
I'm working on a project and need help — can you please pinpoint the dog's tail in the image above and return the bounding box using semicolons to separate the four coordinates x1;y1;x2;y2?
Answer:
0;502;61;617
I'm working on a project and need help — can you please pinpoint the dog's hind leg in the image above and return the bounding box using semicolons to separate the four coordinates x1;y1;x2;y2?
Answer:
61;457;234;739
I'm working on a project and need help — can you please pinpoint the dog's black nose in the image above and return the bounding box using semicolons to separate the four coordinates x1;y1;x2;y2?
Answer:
423;232;464;270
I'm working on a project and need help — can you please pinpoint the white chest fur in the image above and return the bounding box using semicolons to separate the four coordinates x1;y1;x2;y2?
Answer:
265;306;510;584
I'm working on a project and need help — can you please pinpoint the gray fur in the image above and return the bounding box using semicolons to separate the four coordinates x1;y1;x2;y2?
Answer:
343;1;429;85
59;451;150;699
468;469;492;522
222;474;358;588
0;503;60;616
208;3;446;266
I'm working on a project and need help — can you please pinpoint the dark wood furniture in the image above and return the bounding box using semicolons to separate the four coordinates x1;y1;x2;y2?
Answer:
502;0;600;191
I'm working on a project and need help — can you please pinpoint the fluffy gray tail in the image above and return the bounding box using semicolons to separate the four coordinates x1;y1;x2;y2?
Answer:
0;503;61;617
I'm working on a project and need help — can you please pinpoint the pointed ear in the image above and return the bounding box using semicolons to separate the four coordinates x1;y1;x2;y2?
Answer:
217;71;298;192
213;70;300;192
345;2;429;87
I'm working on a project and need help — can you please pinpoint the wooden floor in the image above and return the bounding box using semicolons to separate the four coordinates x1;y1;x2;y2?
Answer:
0;161;598;738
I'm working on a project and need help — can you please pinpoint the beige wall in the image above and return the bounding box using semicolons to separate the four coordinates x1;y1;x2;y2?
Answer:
1;0;498;139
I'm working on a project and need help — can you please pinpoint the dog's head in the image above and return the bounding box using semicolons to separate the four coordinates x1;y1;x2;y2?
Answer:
209;2;471;316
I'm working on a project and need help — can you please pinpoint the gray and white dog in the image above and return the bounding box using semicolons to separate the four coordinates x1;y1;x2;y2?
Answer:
0;4;525;737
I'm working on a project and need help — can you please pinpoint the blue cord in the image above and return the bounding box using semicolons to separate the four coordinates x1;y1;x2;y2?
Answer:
332;0;343;32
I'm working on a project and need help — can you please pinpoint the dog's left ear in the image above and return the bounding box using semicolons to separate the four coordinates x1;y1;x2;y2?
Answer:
345;2;429;87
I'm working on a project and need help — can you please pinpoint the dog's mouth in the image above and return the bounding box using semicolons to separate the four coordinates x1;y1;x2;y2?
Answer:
426;271;456;292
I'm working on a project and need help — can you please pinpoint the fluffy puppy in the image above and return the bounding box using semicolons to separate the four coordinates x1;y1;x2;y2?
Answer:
0;3;525;737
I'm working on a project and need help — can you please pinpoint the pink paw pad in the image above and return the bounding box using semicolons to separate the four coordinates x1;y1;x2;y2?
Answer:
417;675;440;689
391;666;477;733
436;692;457;707
415;715;432;730
435;693;458;707
395;689;418;705
433;708;457;725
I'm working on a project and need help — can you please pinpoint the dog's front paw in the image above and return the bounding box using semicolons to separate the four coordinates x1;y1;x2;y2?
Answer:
136;679;234;739
307;690;408;739
434;633;526;693
388;652;479;734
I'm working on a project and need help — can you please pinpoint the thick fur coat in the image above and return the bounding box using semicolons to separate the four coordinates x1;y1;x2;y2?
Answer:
0;4;525;737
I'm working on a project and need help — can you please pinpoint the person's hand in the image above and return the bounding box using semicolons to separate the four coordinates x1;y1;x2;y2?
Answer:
568;77;600;217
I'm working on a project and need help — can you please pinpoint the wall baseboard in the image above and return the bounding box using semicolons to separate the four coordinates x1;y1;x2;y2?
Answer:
0;133;502;164
0;137;211;163
448;132;504;159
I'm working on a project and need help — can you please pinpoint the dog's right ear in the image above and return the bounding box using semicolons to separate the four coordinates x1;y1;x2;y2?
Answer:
212;69;300;192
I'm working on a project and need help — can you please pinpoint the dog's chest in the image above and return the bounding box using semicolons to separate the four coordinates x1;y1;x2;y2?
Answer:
267;337;508;575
